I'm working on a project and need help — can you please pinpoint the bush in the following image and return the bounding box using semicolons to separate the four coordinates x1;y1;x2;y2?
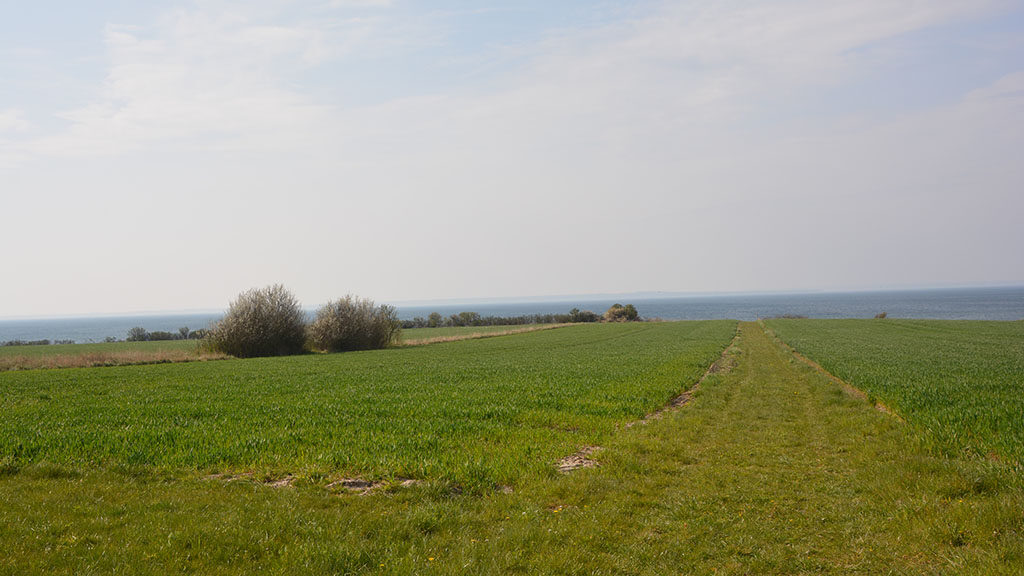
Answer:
604;303;639;322
569;308;600;323
126;327;149;342
309;295;401;352
206;285;307;358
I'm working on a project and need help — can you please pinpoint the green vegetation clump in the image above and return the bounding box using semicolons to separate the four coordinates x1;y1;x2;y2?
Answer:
402;307;601;328
126;326;203;342
2;338;73;346
205;285;307;358
308;295;401;352
604;303;639;322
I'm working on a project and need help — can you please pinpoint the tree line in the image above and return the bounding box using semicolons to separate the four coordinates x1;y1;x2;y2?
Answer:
402;303;640;328
125;326;208;342
2;338;75;347
117;285;644;358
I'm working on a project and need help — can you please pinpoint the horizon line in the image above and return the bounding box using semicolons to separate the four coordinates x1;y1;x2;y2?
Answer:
1;283;1022;322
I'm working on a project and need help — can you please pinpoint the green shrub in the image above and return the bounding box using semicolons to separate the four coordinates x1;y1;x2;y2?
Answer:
604;303;639;322
206;285;307;358
309;295;401;352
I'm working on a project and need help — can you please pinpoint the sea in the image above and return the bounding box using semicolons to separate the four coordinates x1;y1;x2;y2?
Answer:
1;286;1022;344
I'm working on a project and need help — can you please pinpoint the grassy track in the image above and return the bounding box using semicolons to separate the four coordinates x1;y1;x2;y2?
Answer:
1;321;1021;574
400;324;552;341
766;319;1024;464
0;321;736;488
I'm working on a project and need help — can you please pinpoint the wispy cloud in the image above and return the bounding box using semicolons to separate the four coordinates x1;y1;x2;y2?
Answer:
1;0;1022;314
0;109;31;133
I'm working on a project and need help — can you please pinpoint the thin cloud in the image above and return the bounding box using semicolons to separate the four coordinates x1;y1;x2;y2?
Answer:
0;0;1021;315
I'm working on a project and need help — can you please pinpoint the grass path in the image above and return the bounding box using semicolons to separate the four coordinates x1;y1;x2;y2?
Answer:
0;322;1021;574
399;323;570;346
492;321;1023;573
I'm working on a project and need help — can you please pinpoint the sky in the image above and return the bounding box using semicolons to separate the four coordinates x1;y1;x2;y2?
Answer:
2;0;1023;317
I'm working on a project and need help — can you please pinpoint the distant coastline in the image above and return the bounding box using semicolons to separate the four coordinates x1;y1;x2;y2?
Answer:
1;286;1022;344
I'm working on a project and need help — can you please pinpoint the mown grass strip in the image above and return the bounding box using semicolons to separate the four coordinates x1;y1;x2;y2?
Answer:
766;319;1024;465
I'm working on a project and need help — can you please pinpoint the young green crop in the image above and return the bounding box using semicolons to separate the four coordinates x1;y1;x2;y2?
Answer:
2;322;1021;575
0;321;737;489
766;319;1024;464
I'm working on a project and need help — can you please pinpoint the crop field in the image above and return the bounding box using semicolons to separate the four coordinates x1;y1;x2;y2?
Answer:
2;321;1022;575
0;321;736;488
766;319;1024;464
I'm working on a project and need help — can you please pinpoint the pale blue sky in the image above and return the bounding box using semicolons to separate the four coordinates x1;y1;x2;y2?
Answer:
2;0;1023;316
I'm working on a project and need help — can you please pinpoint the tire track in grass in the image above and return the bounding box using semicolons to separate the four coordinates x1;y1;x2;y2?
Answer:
558;325;742;473
760;321;904;422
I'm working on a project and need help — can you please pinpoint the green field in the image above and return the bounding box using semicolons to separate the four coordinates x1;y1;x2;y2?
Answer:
1;320;1023;574
0;321;735;487
766;319;1024;464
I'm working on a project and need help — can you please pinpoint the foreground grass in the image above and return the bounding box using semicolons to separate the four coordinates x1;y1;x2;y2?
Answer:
1;322;1021;574
0;321;736;487
766;319;1024;465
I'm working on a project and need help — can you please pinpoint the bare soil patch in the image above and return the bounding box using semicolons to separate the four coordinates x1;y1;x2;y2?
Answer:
557;446;602;473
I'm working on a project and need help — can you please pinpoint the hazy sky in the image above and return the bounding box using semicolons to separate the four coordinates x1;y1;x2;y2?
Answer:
2;0;1023;317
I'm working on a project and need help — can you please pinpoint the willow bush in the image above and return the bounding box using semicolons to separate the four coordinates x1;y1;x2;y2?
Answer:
205;285;307;358
309;295;401;352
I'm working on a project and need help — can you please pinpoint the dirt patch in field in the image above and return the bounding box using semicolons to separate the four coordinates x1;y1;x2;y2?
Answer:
760;323;905;422
327;478;382;493
265;475;295;488
557;446;602;473
205;473;425;494
204;472;255;483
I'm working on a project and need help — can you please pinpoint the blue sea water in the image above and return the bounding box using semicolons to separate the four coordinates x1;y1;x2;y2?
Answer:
1;287;1021;344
